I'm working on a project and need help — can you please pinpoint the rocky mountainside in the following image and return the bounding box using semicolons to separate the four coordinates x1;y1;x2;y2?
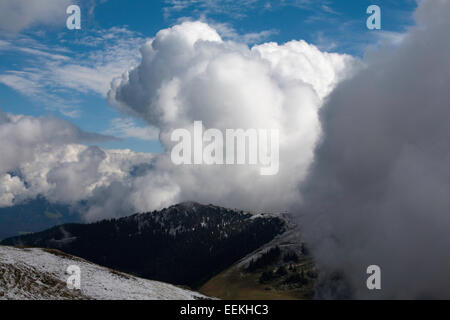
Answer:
0;245;208;300
2;202;286;288
200;214;317;299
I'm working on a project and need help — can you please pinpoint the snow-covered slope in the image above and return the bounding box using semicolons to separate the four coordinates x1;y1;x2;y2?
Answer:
237;212;302;268
0;245;209;300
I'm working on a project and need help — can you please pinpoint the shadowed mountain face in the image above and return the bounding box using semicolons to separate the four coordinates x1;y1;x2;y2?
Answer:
2;202;286;288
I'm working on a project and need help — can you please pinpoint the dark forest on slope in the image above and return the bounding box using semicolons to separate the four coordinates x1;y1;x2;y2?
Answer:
2;202;286;288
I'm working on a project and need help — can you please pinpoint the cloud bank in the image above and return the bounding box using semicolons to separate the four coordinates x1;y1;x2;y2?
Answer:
298;0;450;299
0;110;153;216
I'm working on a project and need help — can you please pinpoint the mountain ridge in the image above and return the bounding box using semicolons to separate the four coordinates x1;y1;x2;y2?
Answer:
2;202;287;288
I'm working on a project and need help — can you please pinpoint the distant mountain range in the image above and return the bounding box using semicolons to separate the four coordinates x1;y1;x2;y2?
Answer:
0;245;208;300
0;196;80;240
2;202;286;289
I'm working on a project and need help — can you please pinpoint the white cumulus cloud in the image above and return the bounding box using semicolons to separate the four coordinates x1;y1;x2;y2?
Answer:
107;21;358;214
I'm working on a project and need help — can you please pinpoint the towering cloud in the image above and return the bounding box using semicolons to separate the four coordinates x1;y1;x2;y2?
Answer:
108;21;357;213
298;0;450;299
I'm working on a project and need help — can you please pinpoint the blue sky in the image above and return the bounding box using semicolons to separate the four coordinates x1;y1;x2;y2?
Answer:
0;0;418;153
